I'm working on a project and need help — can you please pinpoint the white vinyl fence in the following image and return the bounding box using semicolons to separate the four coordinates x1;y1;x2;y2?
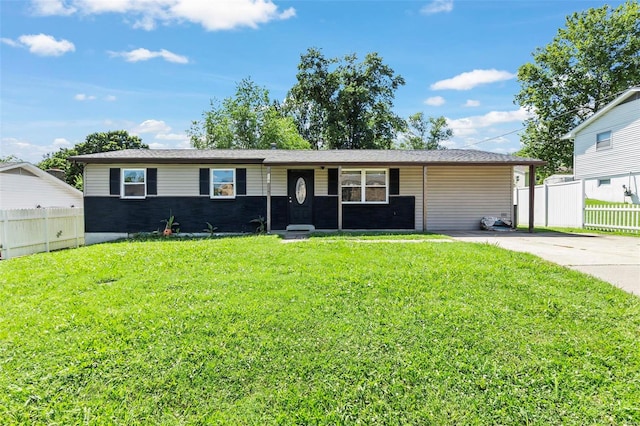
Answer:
584;204;640;233
0;208;84;260
515;181;640;233
515;181;583;228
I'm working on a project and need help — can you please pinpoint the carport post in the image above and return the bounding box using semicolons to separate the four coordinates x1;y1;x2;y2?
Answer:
528;165;536;233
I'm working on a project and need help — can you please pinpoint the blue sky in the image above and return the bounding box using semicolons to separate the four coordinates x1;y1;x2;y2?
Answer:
0;0;623;163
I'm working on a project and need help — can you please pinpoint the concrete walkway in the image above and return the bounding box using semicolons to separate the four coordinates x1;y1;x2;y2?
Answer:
441;231;640;296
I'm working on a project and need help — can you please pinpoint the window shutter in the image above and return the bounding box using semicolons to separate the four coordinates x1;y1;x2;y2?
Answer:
390;168;400;195
236;168;247;195
109;168;120;195
199;168;209;195
328;168;338;195
147;168;157;195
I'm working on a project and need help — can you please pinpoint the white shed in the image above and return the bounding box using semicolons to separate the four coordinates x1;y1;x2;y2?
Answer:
0;162;83;210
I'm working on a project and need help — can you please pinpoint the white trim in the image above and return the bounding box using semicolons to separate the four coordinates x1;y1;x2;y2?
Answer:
562;87;640;139
210;168;236;199
341;168;389;204
121;168;147;199
0;162;83;198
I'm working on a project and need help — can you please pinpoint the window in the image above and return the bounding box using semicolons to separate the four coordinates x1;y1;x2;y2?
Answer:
122;169;146;198
341;169;388;203
211;169;236;198
596;131;611;150
598;178;611;186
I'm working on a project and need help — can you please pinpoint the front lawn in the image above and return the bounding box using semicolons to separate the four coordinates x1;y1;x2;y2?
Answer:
1;236;639;424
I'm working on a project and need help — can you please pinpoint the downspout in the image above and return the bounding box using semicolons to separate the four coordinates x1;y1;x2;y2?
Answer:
266;166;272;233
528;165;536;233
338;166;342;231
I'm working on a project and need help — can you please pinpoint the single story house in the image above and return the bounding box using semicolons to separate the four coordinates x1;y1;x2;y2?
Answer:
562;87;639;204
0;162;83;210
71;149;544;242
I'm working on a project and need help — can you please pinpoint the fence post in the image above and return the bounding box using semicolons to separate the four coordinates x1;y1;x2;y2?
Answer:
43;208;50;253
0;210;7;260
580;179;586;229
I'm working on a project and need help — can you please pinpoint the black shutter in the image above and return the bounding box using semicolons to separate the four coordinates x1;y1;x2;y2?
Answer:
390;168;400;195
199;168;209;195
109;168;120;195
147;168;157;195
328;168;338;195
236;168;247;195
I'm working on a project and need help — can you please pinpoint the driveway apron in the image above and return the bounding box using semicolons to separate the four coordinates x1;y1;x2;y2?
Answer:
441;231;640;296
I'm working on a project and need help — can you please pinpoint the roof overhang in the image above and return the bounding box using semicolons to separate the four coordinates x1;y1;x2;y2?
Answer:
562;87;640;140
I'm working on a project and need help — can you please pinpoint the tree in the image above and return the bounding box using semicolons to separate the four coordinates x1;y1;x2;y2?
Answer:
401;113;452;150
515;1;640;176
286;48;406;150
38;130;148;189
188;77;311;150
0;154;22;163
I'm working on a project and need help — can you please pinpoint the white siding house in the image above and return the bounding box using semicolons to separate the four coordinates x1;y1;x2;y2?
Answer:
563;87;640;204
0;162;84;209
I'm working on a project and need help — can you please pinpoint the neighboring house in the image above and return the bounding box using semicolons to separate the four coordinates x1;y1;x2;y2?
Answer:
71;149;544;242
0;162;84;209
563;87;640;204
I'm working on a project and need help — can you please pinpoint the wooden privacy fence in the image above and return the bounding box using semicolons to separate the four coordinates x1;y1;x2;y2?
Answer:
0;208;84;260
584;205;640;233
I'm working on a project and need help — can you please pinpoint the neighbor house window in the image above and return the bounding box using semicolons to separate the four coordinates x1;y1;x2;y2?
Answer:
211;169;236;198
341;169;388;203
122;169;146;198
598;178;611;186
596;131;611;150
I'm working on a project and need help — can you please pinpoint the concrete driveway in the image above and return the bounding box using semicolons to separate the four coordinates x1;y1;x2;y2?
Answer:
441;231;640;296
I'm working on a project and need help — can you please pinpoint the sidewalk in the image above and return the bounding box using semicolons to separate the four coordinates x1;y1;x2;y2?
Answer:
441;231;640;296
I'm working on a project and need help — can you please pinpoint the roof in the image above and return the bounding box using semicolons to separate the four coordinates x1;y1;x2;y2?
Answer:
70;149;546;167
0;162;83;197
562;87;640;139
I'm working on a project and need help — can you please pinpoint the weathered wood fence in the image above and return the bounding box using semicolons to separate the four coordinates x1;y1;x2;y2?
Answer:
0;208;84;260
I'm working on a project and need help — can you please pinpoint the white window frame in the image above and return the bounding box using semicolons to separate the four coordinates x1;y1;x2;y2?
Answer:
598;178;611;186
121;168;146;199
211;168;236;199
341;168;389;204
596;130;612;151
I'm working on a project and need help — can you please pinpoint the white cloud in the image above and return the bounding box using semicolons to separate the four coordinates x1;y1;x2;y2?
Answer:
1;38;20;47
131;119;172;134
109;48;189;64
53;137;71;146
1;137;68;163
2;34;75;56
424;96;446;106
155;133;189;141
464;99;480;107
29;0;296;31
31;0;76;15
74;93;96;101
105;95;117;101
447;107;531;137
431;69;515;91
421;0;453;15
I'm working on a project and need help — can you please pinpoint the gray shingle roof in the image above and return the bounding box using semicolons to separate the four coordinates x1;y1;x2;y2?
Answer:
70;148;545;166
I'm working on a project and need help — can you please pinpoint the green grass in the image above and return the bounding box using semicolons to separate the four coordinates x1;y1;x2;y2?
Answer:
517;225;640;237
585;198;634;207
1;236;639;424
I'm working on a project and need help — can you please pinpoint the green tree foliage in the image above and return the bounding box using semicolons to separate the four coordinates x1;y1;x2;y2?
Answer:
188;78;311;150
38;130;148;189
515;1;640;176
401;113;452;150
0;155;22;163
286;48;406;149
